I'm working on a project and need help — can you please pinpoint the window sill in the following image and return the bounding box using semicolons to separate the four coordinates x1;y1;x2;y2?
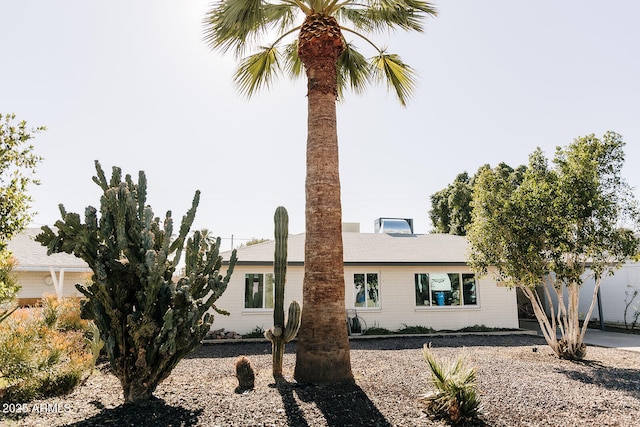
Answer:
241;309;273;315
415;305;480;311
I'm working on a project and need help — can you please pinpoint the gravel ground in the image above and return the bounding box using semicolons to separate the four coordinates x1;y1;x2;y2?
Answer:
2;334;640;426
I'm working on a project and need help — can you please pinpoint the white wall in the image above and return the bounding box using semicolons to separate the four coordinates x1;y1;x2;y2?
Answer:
578;262;640;325
212;264;519;334
16;270;89;301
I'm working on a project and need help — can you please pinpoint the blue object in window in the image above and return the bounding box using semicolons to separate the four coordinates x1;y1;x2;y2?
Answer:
436;291;445;306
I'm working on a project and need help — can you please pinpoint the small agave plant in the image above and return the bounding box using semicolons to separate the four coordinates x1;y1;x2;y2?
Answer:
421;345;482;424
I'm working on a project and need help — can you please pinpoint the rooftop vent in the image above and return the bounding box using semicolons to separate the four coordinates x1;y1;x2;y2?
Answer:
374;218;414;234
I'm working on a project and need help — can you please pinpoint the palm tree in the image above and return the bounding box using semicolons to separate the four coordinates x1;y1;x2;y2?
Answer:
203;0;437;383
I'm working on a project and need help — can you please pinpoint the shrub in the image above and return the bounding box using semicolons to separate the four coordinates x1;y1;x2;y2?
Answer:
421;346;482;424
363;324;393;335
243;326;265;339
40;295;88;331
0;298;94;403
397;324;435;334
0;251;20;324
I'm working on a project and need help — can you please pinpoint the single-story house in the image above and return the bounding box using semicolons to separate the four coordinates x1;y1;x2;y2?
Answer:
215;228;520;335
7;225;524;333
7;228;90;305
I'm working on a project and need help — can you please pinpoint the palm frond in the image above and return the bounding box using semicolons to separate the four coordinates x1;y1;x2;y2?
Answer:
337;42;372;99
371;52;417;106
283;39;304;80
203;0;299;57
265;3;300;33
339;0;437;33
233;46;282;98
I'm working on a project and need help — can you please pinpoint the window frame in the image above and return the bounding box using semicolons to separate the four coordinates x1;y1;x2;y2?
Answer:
353;272;381;309
243;273;274;310
414;272;478;308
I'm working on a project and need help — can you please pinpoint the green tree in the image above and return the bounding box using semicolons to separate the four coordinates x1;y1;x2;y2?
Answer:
467;132;639;360
0;113;44;249
203;0;437;383
0;113;44;320
0;251;19;323
37;161;237;403
430;172;472;235
429;163;525;235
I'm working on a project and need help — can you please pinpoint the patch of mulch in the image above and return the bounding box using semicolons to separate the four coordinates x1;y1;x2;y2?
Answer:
2;334;639;426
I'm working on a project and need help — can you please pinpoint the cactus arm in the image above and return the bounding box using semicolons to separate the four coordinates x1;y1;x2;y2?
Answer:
283;300;301;342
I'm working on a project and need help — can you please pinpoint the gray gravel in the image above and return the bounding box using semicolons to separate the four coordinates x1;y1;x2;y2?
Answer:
3;334;640;426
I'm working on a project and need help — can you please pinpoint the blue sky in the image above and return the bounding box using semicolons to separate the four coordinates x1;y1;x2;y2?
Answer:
3;1;639;249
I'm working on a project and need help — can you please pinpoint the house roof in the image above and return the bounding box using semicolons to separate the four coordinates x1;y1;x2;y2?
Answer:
223;232;471;266
7;228;91;272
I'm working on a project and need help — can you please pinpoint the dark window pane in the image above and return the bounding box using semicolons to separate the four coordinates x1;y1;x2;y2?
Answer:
415;273;430;306
462;274;477;305
367;273;379;308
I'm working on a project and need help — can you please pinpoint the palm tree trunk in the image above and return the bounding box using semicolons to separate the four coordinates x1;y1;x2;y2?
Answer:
293;14;353;384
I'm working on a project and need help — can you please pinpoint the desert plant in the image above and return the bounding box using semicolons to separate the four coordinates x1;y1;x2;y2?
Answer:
85;321;105;368
264;207;301;379
36;161;237;403
242;326;266;339
39;295;88;331
0;300;94;403
235;355;255;392
421;346;482;425
363;325;393;336
0;251;19;324
397;324;435;334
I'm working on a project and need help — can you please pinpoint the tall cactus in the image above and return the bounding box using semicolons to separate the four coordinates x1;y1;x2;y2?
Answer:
36;161;237;403
264;206;301;379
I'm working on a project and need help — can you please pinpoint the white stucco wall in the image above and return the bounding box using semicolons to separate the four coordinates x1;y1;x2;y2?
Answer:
211;264;519;335
15;270;89;301
577;262;640;325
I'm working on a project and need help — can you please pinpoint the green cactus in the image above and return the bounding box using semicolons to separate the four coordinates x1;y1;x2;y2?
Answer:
264;206;301;379
36;161;237;403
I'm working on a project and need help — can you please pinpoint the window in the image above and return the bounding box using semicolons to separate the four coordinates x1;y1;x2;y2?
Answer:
415;273;477;307
244;273;274;309
354;273;379;308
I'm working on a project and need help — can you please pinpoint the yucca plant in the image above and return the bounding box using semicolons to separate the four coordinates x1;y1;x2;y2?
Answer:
421;346;482;424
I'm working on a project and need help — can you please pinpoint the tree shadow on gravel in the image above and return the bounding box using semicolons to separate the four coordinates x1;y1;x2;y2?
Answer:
66;397;203;427
555;363;640;399
280;380;392;427
272;381;310;427
189;341;275;358
193;335;547;359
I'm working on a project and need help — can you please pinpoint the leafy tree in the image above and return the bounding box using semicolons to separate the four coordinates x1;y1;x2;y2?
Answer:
430;172;472;235
467;132;639;360
37;161;237;403
0;113;43;320
203;0;437;383
429;163;525;235
0;113;44;249
0;251;19;323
